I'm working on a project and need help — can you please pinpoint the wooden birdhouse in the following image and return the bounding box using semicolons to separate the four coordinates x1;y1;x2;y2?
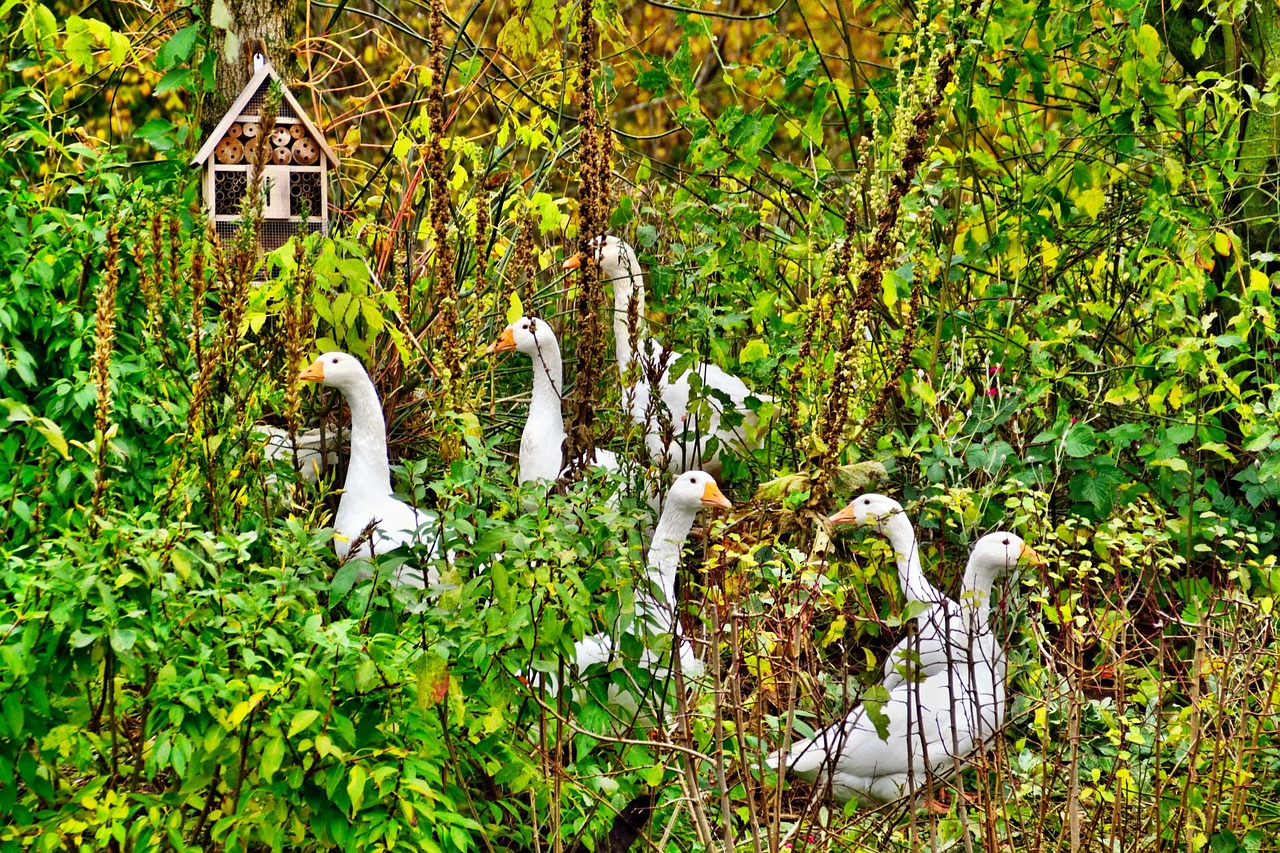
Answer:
191;58;338;253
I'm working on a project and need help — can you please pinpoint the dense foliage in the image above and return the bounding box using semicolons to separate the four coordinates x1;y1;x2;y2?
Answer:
1;0;1278;849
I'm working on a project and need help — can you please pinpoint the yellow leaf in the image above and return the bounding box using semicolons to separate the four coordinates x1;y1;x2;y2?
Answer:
880;273;898;311
1076;188;1106;219
505;292;524;325
1214;231;1231;256
1041;240;1060;270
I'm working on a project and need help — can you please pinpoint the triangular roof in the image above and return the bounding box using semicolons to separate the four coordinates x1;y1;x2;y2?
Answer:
191;61;338;168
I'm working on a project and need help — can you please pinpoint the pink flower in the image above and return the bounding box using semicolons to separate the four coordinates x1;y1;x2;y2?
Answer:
986;388;999;396
988;365;1004;374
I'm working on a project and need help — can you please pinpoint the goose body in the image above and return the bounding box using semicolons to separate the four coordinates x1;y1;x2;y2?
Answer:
830;494;964;689
769;532;1040;804
565;237;770;476
258;424;343;484
486;317;619;486
300;353;438;588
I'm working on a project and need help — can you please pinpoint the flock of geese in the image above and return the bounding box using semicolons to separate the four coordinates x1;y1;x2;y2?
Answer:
280;236;1043;809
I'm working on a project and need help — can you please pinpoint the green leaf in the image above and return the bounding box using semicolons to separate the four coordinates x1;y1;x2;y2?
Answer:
784;51;821;95
636;66;670;95
738;338;769;364
347;764;367;814
1070;457;1127;516
210;0;232;28
288;709;321;738
1062;424;1096;458
153;69;192;97
109;628;136;653
159;24;199;68
135;118;176;152
861;685;892;740
330;560;362;603
30;417;69;459
260;736;285;781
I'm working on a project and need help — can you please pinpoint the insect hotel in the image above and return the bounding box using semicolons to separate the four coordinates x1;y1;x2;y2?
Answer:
191;59;337;252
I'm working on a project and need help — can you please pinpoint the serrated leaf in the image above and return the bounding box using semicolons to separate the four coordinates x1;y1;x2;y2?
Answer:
753;471;811;502
159;24;199;68
210;0;231;28
833;460;887;494
1069;458;1127;516
1062;424;1096;458
154;69;192;96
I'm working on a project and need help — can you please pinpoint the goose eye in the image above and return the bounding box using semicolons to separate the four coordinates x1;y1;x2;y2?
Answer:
331;357;339;364
1003;538;1010;545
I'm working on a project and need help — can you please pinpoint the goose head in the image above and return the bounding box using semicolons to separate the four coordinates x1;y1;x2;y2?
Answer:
829;493;908;533
485;316;558;357
666;470;733;513
970;531;1043;571
563;236;642;284
963;530;1044;598
299;351;371;394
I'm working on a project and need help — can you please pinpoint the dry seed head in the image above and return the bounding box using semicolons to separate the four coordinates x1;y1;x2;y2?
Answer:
90;223;121;518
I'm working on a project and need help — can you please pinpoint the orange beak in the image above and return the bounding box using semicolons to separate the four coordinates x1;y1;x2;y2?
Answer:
701;481;732;510
299;361;325;383
486;327;516;355
1020;544;1045;566
829;502;858;525
562;252;582;270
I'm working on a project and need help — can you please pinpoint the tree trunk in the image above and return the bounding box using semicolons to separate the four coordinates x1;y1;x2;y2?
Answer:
1236;0;1280;256
198;0;297;133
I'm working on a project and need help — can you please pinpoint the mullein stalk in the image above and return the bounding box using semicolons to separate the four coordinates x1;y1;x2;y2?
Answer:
815;1;985;478
90;225;121;520
427;0;464;456
564;0;612;477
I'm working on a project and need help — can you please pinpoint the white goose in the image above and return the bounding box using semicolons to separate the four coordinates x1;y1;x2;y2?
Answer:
768;532;1041;805
300;352;438;587
538;471;731;717
258;424;343;484
830;493;960;689
564;237;770;477
485;317;619;486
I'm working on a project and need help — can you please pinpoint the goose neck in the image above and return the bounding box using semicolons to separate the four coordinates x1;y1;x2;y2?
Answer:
341;376;393;496
881;515;938;604
526;340;564;418
607;261;645;369
643;502;699;616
